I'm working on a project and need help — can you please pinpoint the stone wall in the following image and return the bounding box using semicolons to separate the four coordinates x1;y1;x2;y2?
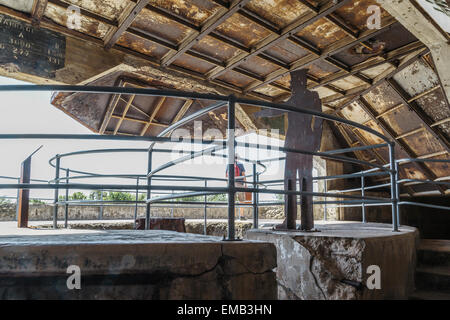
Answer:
0;203;290;221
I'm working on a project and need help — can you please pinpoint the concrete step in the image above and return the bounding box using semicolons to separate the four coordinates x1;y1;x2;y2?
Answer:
409;290;450;300
418;239;450;267
416;266;450;291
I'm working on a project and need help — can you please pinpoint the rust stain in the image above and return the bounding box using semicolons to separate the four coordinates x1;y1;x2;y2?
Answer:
151;0;221;26
245;0;310;28
215;13;271;47
296;18;347;50
334;0;391;31
45;3;110;38
62;0;128;20
132;7;191;44
193;35;241;61
117;32;169;59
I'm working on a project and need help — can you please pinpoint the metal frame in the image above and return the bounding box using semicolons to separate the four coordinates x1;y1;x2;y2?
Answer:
0;85;448;238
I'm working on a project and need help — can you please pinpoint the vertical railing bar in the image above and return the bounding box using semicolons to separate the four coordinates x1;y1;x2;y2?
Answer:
99;190;103;220
15;177;19;221
395;160;401;226
204;179;207;235
65;168;69;228
252;163;258;229
227;95;236;240
324;179;327;221
361;173;366;223
52;155;60;229
145;149;153;230
134;177;139;227
389;143;399;232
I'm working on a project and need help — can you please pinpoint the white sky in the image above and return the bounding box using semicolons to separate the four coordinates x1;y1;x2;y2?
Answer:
0;76;285;202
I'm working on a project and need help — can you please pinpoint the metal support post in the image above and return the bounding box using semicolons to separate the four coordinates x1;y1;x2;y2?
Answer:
64;168;69;228
389;143;399;232
252;163;258;229
204;180;207;235
145;150;153;230
226;96;236;240
53;155;60;229
361;173;366;223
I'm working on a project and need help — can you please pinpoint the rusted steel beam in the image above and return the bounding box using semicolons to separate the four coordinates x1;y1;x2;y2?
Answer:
113;94;136;135
104;0;148;49
207;0;350;80
421;54;450;110
45;0;344;97
172;99;194;124
110;115;168;127
386;78;450;153
140;97;166;136
333;48;428;113
48;0;118;26
311;41;425;90
31;0;48;25
358;97;446;194
160;0;252;67
431;117;450;127
244;19;398;93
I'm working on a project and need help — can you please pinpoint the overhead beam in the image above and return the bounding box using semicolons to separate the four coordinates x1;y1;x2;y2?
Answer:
207;0;350;80
386;78;450;153
104;0;149;49
31;0;48;25
358;97;445;194
140;97;166;136
333;48;428;114
377;0;450;106
244;17;398;93
113;95;136;135
160;0;252;67
172;99;194;124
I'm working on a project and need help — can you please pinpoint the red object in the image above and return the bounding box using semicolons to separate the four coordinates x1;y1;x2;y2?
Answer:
226;164;242;177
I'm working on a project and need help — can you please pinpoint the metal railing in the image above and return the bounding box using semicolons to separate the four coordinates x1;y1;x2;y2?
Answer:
0;85;448;239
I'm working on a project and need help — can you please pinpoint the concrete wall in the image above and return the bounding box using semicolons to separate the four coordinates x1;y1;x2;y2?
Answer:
0;203;288;221
246;224;419;300
0;230;278;300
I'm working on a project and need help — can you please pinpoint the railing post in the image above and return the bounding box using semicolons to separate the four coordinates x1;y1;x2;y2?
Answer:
15;177;20;221
64;168;69;228
204;180;207;235
323;179;327;221
134;177;139;227
53;155;60;229
145;149;153;230
395;160;401;226
226;95;236;240
252;163;258;229
389;143;399;232
99;190;103;220
361;173;366;223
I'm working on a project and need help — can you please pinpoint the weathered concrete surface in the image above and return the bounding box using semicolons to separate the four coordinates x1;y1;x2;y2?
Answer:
33;220;254;238
0;230;277;299
246;223;418;300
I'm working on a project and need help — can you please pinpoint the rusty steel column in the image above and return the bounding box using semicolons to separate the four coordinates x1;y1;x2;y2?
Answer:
17;157;31;228
286;178;297;229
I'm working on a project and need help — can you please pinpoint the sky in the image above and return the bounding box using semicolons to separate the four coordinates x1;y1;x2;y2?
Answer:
0;76;285;202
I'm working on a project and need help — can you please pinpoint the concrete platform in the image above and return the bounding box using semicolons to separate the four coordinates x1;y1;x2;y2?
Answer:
0;229;277;299
246;222;419;300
